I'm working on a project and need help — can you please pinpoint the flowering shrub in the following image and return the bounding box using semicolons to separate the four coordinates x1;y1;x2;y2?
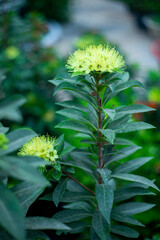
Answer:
0;44;158;240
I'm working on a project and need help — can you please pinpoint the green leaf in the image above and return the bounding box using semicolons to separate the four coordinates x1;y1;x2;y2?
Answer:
100;129;115;144
115;80;145;93
0;156;49;186
111;213;144;227
111;173;159;191
91;227;101;240
60;191;95;202
63;201;92;213
0;129;37;156
60;144;75;157
97;168;111;184
12;182;46;215
103;109;116;120
53;178;68;207
116;104;155;115
106;146;141;166
111;225;139;238
0;182;25;240
56;100;85;112
114;138;135;146
59;221;90;234
114;187;155;202
25;217;70;230
55;120;92;135
26;230;50;240
96;184;114;224
92;210;110;240
113;157;153;174
112;122;155;133
53;209;92;223
113;202;155;216
55;134;64;154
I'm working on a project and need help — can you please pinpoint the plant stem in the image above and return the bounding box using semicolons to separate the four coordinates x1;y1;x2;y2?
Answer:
62;170;96;196
96;78;103;184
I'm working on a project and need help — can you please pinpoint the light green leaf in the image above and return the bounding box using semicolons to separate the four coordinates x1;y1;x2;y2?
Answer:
53;209;92;223
111;225;139;238
53;178;68;207
113;202;155;216
111;173;159;191
0;123;9;134
96;184;114;224
113;157;153;174
0;182;25;240
100;129;115;144
25;217;70;230
92;210;110;240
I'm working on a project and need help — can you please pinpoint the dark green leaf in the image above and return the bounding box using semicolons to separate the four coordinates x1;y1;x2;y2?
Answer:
53;178;68;207
113;202;155;216
25;217;70;230
60;145;75;157
13;182;46;215
114;187;155;202
113;157;153;174
92;210;110;240
63;201;92;213
112;122;155;133
53;209;92;223
96;184;114;224
114;138;135;146
0;156;49;186
115;80;145;93
100;129;115;144
111;213;144;227
111;225;139;238
0;129;37;156
106;146;141;166
0;182;25;240
111;173;159;191
103;109;116;120
62;191;95;202
97;168;111;184
116;104;155;115
55;134;64;154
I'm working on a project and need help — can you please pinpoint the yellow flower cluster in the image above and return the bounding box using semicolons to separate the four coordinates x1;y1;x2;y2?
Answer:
66;45;125;76
18;136;58;163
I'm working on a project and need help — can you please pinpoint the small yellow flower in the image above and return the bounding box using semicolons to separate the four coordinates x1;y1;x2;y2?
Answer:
66;45;125;76
18;136;58;164
5;46;20;60
0;134;8;150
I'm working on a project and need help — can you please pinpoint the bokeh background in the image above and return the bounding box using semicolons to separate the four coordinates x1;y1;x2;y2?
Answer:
0;0;160;239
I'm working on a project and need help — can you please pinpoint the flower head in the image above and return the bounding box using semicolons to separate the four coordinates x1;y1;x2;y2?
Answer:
18;135;58;164
66;45;126;76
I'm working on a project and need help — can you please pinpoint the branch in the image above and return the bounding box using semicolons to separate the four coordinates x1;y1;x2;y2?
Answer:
62;170;96;196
